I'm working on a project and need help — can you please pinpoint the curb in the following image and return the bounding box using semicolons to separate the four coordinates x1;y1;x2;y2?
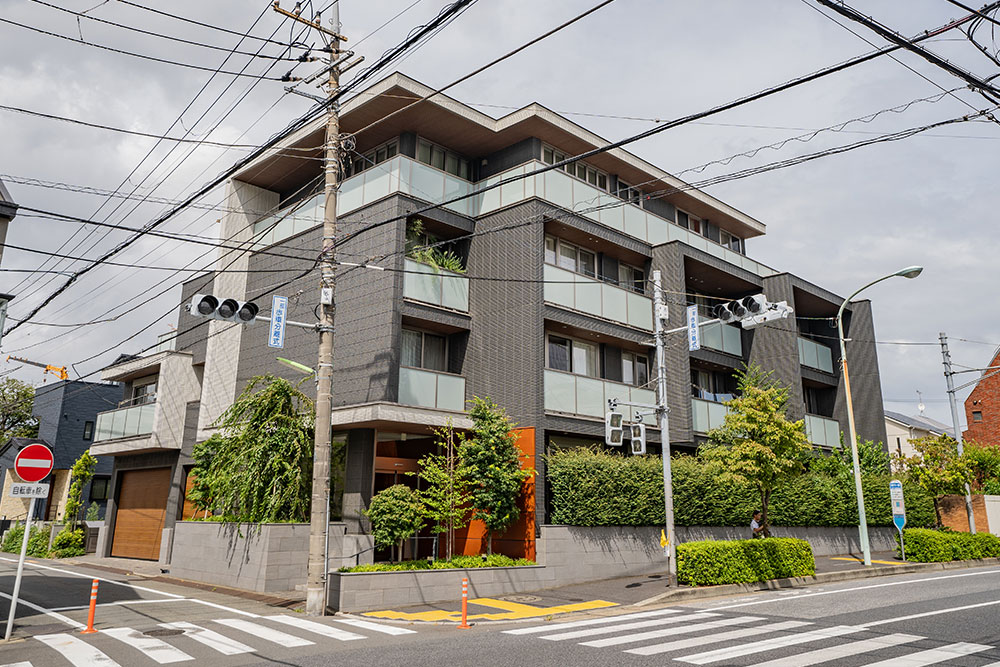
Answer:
633;557;1000;608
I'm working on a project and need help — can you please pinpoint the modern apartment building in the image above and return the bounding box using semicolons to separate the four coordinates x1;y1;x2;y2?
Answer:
92;72;888;562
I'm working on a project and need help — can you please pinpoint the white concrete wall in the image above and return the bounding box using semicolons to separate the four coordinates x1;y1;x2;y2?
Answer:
985;495;1000;536
153;353;202;449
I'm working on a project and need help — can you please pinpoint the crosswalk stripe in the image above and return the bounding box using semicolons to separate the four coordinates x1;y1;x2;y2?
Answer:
213;618;315;647
540;612;718;641
329;617;416;636
36;633;121;666
102;627;194;664
750;633;925;667
626;620;812;656
266;615;366;641
859;642;992;667
159;622;253;655
503;608;682;635
2;662;34;667
581;615;764;648
677;624;864;664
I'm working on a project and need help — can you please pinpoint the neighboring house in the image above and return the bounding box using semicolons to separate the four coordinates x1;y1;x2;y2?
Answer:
964;346;1000;447
884;410;954;460
0;380;120;522
0;175;17;267
91;72;889;563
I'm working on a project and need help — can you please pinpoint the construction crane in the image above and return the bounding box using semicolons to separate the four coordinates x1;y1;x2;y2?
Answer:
5;355;68;381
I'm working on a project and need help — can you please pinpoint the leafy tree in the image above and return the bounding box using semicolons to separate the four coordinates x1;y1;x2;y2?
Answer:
0;377;38;445
963;440;1000;494
460;398;533;554
700;364;811;536
897;434;973;526
365;484;424;562
415;421;471;560
189;375;314;523
811;439;890;478
63;451;97;530
85;502;102;521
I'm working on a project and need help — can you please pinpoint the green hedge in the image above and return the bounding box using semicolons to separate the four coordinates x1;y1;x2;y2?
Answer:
1;524;50;557
546;449;937;528
340;554;534;573
678;538;815;585
900;528;1000;562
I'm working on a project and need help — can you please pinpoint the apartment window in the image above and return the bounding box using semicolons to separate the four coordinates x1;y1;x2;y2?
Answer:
720;229;742;251
82;421;94;441
618;263;645;294
90;477;109;502
541;144;608;191
130;377;157;406
547;335;598;378
417;139;470;179
691;369;737;403
617;181;644;207
401;328;447;372
349;139;398;176
973;410;983;422
622;352;649;387
546;236;596;277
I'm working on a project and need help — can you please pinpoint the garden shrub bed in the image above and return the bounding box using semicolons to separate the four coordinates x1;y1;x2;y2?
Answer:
678;537;816;586
340;554;534;573
899;528;1000;562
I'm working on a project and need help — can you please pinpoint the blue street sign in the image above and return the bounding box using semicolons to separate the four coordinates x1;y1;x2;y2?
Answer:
893;514;906;531
686;305;700;351
268;295;288;349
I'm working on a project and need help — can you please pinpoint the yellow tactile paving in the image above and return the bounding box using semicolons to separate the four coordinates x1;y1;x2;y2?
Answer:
830;556;901;566
364;597;617;622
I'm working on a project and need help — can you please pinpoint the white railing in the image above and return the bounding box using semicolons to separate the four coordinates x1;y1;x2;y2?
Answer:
798;336;835;373
398;367;466;412
94;403;156;442
543;264;653;330
544;369;656;419
805;414;842;448
402;258;470;312
691;397;730;434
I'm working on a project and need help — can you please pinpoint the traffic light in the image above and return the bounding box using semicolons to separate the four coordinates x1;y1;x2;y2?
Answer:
189;294;259;325
713;294;793;329
629;423;646;455
605;410;624;446
714;300;747;323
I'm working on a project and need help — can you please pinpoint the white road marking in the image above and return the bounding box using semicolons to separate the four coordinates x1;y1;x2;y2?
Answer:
0;591;83;629
1;662;34;667
36;633;121;666
49;598;189;612
266;615;366;641
626;620;811;656
502;608;682;635
540;612;717;641
860;642;992;667
581;615;763;648
0;556;183;599
863;599;1000;627
159;622;253;655
751;633;924;667
677;625;864;664
214;618;315;647
185;598;258;618
330;617;416;635
102;627;194;664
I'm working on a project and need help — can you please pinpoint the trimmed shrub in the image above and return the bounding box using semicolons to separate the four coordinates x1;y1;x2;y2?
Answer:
340;554;533;573
49;528;86;558
899;528;1000;562
678;538;815;586
1;524;25;553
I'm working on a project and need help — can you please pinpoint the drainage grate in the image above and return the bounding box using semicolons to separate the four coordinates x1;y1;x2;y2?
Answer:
143;628;184;637
503;595;541;603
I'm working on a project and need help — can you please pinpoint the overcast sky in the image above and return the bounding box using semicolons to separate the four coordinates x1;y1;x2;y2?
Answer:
1;0;998;429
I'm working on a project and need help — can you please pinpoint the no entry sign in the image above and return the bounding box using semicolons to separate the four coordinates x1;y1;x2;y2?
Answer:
14;443;54;483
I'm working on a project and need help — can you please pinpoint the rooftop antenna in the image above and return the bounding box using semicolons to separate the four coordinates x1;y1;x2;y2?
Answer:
916;390;925;416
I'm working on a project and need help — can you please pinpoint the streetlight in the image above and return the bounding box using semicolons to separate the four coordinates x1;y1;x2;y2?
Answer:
837;265;922;566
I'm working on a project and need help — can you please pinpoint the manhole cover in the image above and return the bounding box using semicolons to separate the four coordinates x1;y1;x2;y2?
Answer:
144;628;184;637
504;595;541;603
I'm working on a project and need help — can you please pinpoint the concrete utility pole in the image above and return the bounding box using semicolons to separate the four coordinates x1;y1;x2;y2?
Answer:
939;332;977;534
651;271;677;587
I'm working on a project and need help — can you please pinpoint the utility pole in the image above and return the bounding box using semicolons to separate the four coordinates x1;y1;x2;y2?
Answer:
939;332;977;534
272;1;347;616
651;270;676;587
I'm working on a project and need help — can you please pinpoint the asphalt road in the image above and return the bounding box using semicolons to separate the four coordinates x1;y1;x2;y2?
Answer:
2;557;998;666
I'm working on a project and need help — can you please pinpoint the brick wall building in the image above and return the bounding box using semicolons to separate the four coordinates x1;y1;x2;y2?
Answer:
963;347;1000;446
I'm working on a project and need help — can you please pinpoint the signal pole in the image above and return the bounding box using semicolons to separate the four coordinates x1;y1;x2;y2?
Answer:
651;271;677;587
939;332;977;534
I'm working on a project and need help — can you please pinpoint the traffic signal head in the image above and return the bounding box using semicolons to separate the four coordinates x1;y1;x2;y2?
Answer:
741;294;766;314
190;294;258;325
629;423;646;455
606;410;624;446
714;300;747;322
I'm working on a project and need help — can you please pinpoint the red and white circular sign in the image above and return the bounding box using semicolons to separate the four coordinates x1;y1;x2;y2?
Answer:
14;444;54;483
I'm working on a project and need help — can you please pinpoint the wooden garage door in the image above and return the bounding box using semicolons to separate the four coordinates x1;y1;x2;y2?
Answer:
111;468;171;560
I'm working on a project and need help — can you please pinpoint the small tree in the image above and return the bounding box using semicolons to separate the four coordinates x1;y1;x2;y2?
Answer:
700;364;810;536
365;484;424;562
898;434;973;526
63;451;97;530
0;377;38;444
963;440;1000;494
416;421;471;560
460;397;532;555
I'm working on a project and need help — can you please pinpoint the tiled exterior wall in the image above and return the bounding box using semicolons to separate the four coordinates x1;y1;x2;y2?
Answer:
835;300;888;446
964;349;1000;446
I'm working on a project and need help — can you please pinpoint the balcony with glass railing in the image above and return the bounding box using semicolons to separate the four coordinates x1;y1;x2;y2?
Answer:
398;367;466;412
691;397;730;434
798;336;835;373
94;398;156;443
543;264;653;330
699;317;742;356
402;258;469;312
544;369;655;419
805;414;842;448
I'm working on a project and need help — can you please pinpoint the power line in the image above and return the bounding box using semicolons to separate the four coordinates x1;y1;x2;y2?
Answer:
113;0;295;47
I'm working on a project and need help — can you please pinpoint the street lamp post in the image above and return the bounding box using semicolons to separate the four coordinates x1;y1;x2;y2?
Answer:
836;265;922;567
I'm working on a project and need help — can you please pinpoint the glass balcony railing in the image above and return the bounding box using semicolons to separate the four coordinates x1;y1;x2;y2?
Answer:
805;414;842;448
699;317;742;356
398;367;466;412
691;397;730;434
402;259;469;312
543;264;653;330
544;369;656;419
94;402;156;442
798;336;835;373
